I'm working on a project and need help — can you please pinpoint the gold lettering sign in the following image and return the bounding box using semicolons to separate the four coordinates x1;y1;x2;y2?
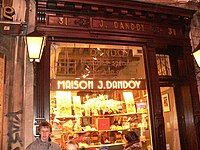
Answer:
58;17;68;25
168;27;176;36
47;16;180;37
93;19;146;32
51;79;146;90
90;49;129;57
113;21;144;31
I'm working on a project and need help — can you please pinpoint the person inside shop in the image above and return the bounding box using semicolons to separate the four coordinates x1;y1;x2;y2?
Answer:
76;131;91;144
26;121;61;150
65;141;79;150
123;131;142;150
76;131;95;150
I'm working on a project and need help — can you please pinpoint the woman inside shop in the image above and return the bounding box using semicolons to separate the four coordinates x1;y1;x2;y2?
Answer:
123;131;142;150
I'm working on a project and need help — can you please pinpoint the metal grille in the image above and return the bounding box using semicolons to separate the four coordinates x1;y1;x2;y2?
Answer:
56;51;77;76
156;54;171;76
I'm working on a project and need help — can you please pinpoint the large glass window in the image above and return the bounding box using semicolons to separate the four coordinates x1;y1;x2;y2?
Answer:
50;43;152;150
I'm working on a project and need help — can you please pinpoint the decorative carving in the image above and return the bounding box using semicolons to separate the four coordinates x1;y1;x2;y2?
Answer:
152;26;161;34
3;6;15;20
74;18;90;28
36;0;194;25
37;10;46;24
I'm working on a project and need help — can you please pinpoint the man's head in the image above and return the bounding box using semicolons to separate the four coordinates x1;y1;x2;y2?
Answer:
100;146;110;150
38;121;52;142
123;131;139;143
65;141;78;150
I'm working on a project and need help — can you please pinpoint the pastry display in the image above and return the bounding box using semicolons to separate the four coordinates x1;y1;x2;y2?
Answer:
123;92;136;113
50;90;150;149
56;91;72;117
73;96;82;116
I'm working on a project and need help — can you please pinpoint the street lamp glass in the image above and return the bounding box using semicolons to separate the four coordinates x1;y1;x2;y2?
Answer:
193;49;200;67
26;31;46;62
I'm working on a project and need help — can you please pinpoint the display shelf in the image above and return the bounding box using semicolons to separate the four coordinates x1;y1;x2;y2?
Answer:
79;142;125;148
52;105;149;149
73;129;128;134
55;112;145;121
61;127;141;134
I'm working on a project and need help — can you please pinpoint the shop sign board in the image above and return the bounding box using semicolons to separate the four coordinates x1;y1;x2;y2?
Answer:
47;15;181;38
48;15;150;34
51;79;146;90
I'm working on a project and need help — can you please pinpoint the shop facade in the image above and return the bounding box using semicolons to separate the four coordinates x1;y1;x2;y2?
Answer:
1;0;200;150
32;1;200;150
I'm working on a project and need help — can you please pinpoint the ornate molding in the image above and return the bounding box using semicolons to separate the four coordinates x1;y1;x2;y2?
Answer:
74;18;90;28
36;0;195;25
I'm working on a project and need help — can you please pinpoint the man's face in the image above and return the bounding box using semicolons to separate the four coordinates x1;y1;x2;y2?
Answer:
39;126;51;142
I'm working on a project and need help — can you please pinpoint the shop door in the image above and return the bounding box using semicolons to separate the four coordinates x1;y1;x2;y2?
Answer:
160;87;181;150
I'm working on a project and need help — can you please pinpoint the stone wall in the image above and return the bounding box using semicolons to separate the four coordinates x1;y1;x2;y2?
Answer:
191;11;200;94
0;34;25;149
0;51;5;149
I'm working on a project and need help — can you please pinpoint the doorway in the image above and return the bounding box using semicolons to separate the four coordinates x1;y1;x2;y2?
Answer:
160;87;181;150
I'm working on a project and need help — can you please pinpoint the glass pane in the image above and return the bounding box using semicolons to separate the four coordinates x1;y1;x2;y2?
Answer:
50;42;153;150
156;54;172;76
160;87;181;150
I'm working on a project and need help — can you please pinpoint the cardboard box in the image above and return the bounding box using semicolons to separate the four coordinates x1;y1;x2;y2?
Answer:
96;118;110;130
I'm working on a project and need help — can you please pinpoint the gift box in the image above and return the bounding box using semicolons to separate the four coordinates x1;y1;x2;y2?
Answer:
96;118;110;130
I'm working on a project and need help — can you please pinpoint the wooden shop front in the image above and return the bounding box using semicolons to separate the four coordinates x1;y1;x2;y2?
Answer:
34;0;200;150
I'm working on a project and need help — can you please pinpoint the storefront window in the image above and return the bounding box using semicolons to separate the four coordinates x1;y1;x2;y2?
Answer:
50;43;152;149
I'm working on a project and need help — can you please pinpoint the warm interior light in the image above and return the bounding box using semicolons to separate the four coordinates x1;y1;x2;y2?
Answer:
26;31;46;62
193;49;200;67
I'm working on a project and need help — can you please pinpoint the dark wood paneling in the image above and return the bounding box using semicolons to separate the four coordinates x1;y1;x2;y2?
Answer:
183;44;200;150
35;42;50;121
144;41;166;150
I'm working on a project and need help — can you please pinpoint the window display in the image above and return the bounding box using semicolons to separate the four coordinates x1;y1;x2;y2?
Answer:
50;43;152;149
